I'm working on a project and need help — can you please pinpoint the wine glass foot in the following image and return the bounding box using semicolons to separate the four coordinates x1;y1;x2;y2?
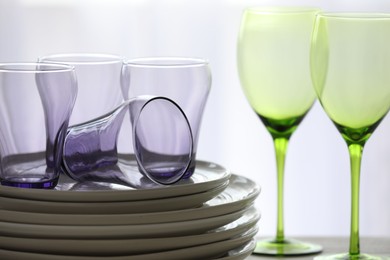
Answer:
315;253;390;260
252;238;323;256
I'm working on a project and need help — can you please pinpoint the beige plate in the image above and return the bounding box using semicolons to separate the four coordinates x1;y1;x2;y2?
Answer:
0;204;252;239
0;175;260;225
0;181;228;214
0;207;259;255
0;158;231;202
0;227;258;260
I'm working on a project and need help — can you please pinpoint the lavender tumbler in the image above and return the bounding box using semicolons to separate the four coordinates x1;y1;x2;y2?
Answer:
62;96;193;185
121;57;211;178
38;53;124;126
38;54;194;185
0;63;77;189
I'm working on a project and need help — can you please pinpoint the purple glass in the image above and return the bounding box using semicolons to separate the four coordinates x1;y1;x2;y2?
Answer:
0;63;77;189
38;53;124;126
38;54;194;185
121;57;211;178
62;96;193;185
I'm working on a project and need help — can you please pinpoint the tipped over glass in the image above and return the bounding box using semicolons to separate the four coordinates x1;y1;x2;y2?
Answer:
62;95;193;185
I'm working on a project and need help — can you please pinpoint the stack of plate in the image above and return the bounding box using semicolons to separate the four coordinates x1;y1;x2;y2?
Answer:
0;160;260;260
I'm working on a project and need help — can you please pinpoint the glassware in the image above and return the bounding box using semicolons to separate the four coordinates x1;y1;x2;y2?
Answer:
237;7;322;255
311;13;390;260
38;53;124;125
0;63;77;189
39;54;194;185
62;95;193;185
121;57;211;178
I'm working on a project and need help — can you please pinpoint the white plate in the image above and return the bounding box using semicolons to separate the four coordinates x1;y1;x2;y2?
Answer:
216;239;256;260
0;204;251;239
0;158;231;202
0;174;260;225
0;207;259;255
0;181;228;214
0;227;258;260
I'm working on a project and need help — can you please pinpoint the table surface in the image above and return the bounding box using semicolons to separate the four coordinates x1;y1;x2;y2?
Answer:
246;237;390;259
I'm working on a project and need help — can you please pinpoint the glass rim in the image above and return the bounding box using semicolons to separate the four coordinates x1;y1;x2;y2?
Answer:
244;6;321;15
0;62;75;73
132;95;193;185
124;57;209;68
316;12;390;20
38;53;124;65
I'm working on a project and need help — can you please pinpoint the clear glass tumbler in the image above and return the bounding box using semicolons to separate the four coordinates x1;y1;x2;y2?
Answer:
38;53;124;126
0;63;77;189
121;57;211;178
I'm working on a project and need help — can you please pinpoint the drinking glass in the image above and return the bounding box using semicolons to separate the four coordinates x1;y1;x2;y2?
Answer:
121;57;211;178
311;13;390;260
38;53;124;125
237;7;322;255
0;63;77;189
39;54;193;185
62;95;193;185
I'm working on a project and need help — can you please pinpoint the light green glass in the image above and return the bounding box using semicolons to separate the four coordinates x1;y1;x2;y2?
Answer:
237;7;322;256
311;13;390;260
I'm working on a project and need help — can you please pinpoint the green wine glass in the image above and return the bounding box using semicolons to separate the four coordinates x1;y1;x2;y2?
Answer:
311;13;390;260
237;7;322;256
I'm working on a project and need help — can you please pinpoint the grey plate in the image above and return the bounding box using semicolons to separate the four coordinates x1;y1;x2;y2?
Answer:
0;181;228;214
0;174;260;225
0;158;231;202
0;227;258;259
0;207;259;255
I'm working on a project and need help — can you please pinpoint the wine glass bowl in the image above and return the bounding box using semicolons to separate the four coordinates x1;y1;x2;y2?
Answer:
311;13;390;260
238;7;318;134
237;6;322;255
311;13;390;144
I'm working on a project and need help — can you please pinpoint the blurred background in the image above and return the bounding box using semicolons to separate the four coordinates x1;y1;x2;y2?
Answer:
0;0;389;239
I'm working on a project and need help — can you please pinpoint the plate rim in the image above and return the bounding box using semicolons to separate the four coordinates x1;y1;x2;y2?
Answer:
0;207;260;255
0;180;229;215
0;206;258;240
0;174;260;224
0;160;231;202
216;239;257;260
0;226;258;259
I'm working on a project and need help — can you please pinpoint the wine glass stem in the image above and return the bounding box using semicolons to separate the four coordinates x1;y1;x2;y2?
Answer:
348;143;363;256
274;137;289;243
